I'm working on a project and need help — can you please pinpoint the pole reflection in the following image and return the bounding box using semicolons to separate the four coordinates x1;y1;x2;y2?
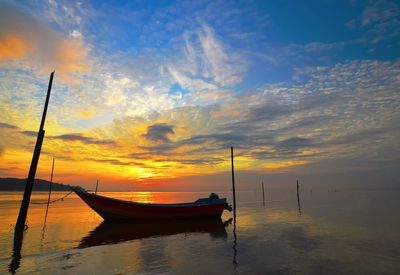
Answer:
40;203;50;248
9;225;25;274
232;212;238;268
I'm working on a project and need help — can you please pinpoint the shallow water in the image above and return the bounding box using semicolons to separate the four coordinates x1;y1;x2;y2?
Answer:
1;187;400;274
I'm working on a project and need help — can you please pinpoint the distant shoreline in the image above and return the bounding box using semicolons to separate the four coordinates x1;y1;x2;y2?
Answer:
0;177;74;191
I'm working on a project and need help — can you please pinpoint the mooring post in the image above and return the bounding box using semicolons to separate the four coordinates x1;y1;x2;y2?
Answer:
297;179;302;215
46;158;55;206
11;72;54;274
262;181;265;207
15;72;54;233
230;147;238;266
95;180;99;194
231;146;237;215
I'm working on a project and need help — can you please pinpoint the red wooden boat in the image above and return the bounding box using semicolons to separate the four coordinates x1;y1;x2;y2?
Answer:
73;187;232;221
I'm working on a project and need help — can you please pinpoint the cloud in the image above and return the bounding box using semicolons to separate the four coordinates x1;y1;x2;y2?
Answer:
0;2;88;86
1;0;399;183
0;122;19;129
196;90;233;100
116;59;400;174
0;3;249;134
84;157;146;167
167;24;246;101
274;137;312;156
51;133;115;145
264;160;309;170
21;131;37;137
198;24;244;86
0;35;29;59
168;66;218;92
7;127;116;148
346;0;400;44
78;111;94;119
6;59;389;179
361;0;398;28
173;157;224;165
143;123;175;143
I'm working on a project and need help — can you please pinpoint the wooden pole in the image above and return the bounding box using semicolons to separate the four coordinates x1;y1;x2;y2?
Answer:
230;147;238;267
230;146;236;214
262;181;265;207
95;180;99;194
15;72;54;232
42;157;55;237
46;158;55;205
11;72;54;275
297;179;302;215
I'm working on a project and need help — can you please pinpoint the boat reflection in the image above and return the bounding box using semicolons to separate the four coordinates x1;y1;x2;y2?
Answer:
78;217;232;249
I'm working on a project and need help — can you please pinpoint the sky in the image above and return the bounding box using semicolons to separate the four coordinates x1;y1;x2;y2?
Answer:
0;0;399;191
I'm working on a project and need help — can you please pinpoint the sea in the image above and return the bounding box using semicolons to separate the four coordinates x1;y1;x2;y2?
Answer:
1;184;399;274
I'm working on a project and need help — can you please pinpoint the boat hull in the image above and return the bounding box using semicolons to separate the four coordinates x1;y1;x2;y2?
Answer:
74;190;227;221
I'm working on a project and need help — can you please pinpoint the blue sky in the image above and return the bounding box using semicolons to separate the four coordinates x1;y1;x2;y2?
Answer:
19;0;399;87
0;0;399;189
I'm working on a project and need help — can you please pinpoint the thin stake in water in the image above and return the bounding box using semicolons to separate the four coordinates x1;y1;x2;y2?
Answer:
230;146;236;215
261;181;265;207
297;179;302;215
46;158;55;206
230;146;238;267
41;157;55;244
95;180;99;194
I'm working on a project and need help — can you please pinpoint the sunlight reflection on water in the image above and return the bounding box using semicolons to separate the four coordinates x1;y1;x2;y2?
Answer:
1;188;400;274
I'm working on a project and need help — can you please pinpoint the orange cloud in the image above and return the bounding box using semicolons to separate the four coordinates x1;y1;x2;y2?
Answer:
0;35;30;58
78;110;94;118
0;2;88;86
54;39;89;85
56;39;88;72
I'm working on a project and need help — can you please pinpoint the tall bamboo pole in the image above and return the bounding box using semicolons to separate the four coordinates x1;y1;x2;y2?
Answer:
15;71;54;232
11;72;54;274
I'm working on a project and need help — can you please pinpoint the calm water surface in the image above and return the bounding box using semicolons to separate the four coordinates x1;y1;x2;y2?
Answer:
0;187;399;274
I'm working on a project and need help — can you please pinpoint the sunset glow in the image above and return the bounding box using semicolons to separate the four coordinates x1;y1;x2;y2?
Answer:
0;1;399;190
